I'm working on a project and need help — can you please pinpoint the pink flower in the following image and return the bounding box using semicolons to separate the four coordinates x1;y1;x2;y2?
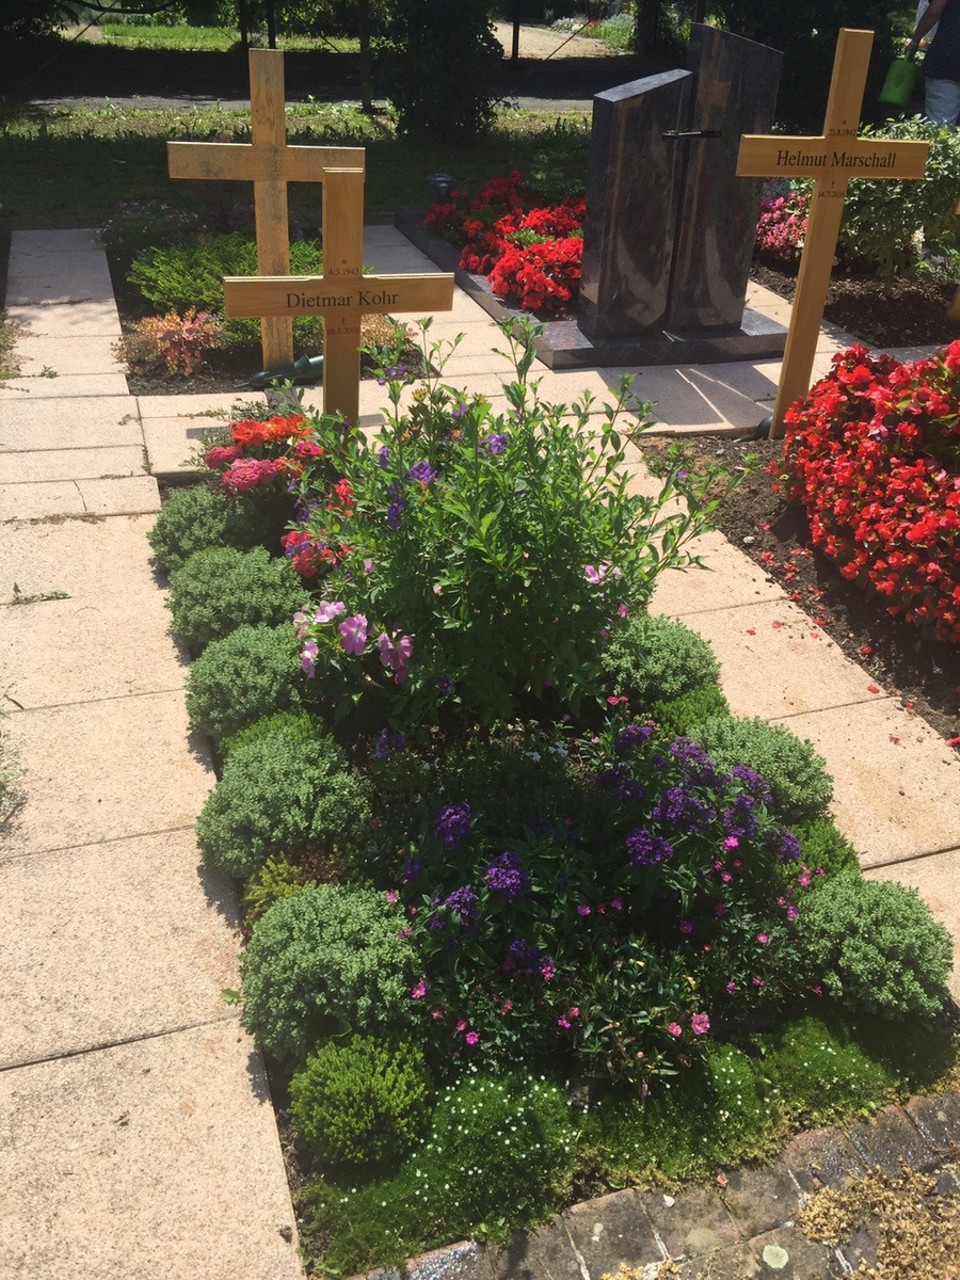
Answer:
339;613;368;655
756;932;769;945
431;1008;443;1020
410;980;428;999
315;600;346;624
690;1012;710;1036
609;897;623;911
465;1030;480;1046
667;1022;683;1037
220;457;279;494
584;562;621;585
566;1006;580;1018
300;640;318;678
455;1019;467;1033
557;1016;571;1029
723;836;739;851
377;630;414;684
540;960;556;981
385;889;399;904
725;981;737;994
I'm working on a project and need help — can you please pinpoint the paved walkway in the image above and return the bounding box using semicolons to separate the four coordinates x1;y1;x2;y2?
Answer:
1;227;959;1279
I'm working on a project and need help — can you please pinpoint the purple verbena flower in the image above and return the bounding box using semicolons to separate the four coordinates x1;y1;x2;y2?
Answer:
625;827;674;869
485;851;531;901
433;802;472;850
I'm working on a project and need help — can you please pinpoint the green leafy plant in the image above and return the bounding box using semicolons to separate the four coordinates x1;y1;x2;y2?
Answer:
242;856;317;926
167;545;307;655
689;714;833;827
221;709;327;761
799;872;953;1020
600;612;723;708
791;815;861;881
649;683;731;741
98;198;204;255
290;1035;431;1166
196;722;370;880
239;884;417;1062
295;321;738;731
185;622;304;747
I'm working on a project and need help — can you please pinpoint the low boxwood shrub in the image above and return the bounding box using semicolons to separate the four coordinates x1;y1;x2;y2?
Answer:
792;815;862;881
147;484;255;576
689;714;832;826
168;545;308;655
196;725;370;880
290;1035;431;1167
799;872;953;1021
184;622;303;747
600;612;722;707
240;884;417;1062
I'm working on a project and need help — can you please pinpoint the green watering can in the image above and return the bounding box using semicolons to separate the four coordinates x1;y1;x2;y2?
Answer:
879;54;919;109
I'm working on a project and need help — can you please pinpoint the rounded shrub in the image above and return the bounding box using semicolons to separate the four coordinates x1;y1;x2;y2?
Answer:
793;815;861;881
290;1035;431;1166
799;872;953;1021
689;714;832;826
601;613;722;707
196;723;370;880
409;1070;576;1237
242;857;317;926
185;622;302;746
168;545;307;654
147;484;253;576
240;884;417;1062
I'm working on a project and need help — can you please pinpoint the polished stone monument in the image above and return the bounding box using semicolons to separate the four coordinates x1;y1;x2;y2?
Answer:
568;23;786;367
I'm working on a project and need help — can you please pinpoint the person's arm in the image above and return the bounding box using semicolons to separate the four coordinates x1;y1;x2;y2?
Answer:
909;0;948;49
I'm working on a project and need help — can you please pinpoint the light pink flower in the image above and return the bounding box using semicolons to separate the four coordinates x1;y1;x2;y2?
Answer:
339;613;368;655
465;1030;479;1046
667;1022;683;1037
315;600;345;624
377;630;414;684
690;1012;710;1036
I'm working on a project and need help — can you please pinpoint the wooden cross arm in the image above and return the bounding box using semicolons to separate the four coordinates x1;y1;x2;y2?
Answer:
167;141;367;182
737;135;929;180
223;273;456;318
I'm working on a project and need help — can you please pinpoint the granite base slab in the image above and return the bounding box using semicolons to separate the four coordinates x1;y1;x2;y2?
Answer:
395;211;788;370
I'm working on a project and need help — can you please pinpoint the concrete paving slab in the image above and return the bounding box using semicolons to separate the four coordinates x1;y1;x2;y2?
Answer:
142;416;220;477
135;391;244;419
0;514;161;602
14;334;122;377
650;529;786;616
0;397;142;451
0;371;130;399
0;479;86;521
426;322;513;359
7;251;115;306
770;700;960;867
6;300;122;338
363;224;412;247
76;475;160;515
678;597;889;720
0;828;239;1069
0;1022;303;1280
0;592;183;709
866;852;960;1003
600;364;772;432
0;445;146;485
2;690;213;859
440;350;521;377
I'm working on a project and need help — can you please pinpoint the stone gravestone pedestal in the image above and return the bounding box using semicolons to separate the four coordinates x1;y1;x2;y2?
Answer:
545;24;787;368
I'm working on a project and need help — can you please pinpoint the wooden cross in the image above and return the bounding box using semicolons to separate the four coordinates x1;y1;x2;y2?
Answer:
737;29;930;439
223;168;455;422
167;48;366;371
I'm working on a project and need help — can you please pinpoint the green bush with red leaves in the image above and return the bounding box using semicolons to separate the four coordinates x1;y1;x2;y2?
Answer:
783;343;960;643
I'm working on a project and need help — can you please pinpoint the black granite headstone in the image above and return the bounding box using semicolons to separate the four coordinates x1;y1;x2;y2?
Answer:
579;69;692;340
666;25;783;331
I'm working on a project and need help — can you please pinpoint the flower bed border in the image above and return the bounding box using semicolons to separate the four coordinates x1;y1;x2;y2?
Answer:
394;209;789;370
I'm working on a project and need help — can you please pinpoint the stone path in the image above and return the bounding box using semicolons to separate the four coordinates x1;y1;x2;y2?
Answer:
1;226;959;1279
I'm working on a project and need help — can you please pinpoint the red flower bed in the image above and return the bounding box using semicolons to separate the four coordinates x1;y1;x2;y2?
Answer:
424;171;585;317
784;343;960;643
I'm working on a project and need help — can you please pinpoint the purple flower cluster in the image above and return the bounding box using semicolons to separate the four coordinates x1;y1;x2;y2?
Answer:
433;802;472;850
625;827;674;869
407;460;437;486
485;851;531;901
374;727;406;760
614;724;655;756
650;785;717;833
386;481;404;530
594;764;646;804
429;883;478;930
480;433;509;454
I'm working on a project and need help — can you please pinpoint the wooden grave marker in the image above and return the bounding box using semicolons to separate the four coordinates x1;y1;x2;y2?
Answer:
167;47;366;370
224;168;455;422
737;28;930;439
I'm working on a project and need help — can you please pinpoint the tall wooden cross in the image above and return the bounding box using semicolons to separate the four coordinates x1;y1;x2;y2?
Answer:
737;29;930;439
223;167;455;422
167;48;366;371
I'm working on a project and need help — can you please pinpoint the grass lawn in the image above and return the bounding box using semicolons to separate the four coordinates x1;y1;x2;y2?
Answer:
90;24;359;54
0;101;591;229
